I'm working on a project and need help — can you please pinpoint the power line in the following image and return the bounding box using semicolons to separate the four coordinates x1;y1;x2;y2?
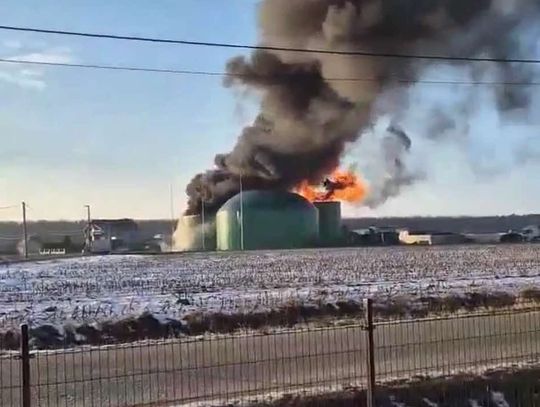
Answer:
0;57;225;76
1;58;540;87
1;24;540;64
0;205;17;210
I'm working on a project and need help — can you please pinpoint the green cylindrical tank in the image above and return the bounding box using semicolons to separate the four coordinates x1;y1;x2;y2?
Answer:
216;190;319;251
314;201;342;246
174;214;216;251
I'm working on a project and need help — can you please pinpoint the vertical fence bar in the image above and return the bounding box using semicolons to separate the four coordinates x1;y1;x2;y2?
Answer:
20;324;31;407
363;299;376;407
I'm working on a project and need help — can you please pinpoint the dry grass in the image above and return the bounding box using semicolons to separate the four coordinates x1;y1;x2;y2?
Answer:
243;367;540;407
4;244;540;331
521;287;540;302
6;288;536;349
3;245;540;348
0;330;19;350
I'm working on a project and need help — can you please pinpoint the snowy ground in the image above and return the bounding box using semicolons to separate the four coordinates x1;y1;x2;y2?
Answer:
1;245;540;331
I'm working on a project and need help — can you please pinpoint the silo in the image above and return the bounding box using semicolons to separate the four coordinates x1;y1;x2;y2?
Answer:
174;214;216;251
216;190;319;251
314;201;342;246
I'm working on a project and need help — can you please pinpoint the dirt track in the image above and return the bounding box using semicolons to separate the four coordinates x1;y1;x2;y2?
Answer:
1;310;540;406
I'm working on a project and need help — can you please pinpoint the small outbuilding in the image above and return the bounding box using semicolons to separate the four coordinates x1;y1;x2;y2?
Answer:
84;219;139;253
349;227;400;246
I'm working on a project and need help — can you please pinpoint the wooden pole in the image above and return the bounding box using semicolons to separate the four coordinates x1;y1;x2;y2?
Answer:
22;202;28;259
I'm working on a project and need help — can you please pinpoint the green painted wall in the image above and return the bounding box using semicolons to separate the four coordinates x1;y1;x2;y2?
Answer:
216;191;319;251
314;202;342;245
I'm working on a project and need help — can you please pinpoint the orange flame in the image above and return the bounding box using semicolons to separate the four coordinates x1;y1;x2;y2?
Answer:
296;169;367;203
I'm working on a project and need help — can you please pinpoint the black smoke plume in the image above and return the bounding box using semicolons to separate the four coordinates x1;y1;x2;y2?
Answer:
363;125;417;207
184;0;539;215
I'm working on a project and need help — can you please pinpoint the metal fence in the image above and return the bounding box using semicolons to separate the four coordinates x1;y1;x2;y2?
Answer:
1;300;540;407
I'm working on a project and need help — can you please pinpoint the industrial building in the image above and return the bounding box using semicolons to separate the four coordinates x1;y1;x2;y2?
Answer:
84;219;139;253
216;190;320;251
464;233;503;244
430;232;469;245
314;201;342;247
399;230;469;245
349;227;400;246
179;189;535;252
179;190;348;251
399;230;432;245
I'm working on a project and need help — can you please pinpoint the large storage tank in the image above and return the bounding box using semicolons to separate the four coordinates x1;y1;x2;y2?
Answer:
216;190;319;251
174;214;216;251
314;201;343;246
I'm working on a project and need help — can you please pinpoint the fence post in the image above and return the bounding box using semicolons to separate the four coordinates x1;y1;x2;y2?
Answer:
363;299;376;407
20;324;31;407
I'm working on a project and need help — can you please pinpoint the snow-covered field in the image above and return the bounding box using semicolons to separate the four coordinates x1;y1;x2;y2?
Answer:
1;245;540;332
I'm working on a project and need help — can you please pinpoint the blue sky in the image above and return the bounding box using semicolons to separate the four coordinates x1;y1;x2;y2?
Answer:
1;1;540;221
0;0;261;220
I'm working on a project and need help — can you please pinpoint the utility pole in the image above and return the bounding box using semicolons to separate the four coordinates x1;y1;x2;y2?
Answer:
84;205;91;253
201;197;206;251
21;201;28;259
239;174;244;251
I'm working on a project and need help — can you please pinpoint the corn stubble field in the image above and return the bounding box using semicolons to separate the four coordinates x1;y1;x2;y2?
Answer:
1;244;540;347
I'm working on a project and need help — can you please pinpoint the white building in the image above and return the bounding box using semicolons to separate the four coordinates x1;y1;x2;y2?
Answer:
399;230;433;245
399;231;468;245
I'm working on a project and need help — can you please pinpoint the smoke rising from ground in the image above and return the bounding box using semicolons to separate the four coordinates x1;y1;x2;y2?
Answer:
173;215;216;251
184;0;540;215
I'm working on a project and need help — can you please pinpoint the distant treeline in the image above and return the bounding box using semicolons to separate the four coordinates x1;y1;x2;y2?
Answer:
0;220;87;240
1;215;538;239
344;214;540;234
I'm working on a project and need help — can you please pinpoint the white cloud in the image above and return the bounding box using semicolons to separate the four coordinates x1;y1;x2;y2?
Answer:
0;70;45;90
7;46;73;64
0;46;74;90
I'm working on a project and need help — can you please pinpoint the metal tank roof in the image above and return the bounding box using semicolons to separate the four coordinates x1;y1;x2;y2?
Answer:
219;190;316;212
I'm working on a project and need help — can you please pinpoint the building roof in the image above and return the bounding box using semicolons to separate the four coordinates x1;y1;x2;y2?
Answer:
352;227;399;235
91;219;137;225
407;230;436;236
218;190;316;213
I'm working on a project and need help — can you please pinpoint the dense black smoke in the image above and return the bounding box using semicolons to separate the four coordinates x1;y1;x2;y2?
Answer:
184;0;539;215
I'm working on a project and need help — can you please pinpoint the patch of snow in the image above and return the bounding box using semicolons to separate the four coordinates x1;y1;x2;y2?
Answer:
491;391;510;407
1;245;540;331
423;398;438;407
390;396;408;407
